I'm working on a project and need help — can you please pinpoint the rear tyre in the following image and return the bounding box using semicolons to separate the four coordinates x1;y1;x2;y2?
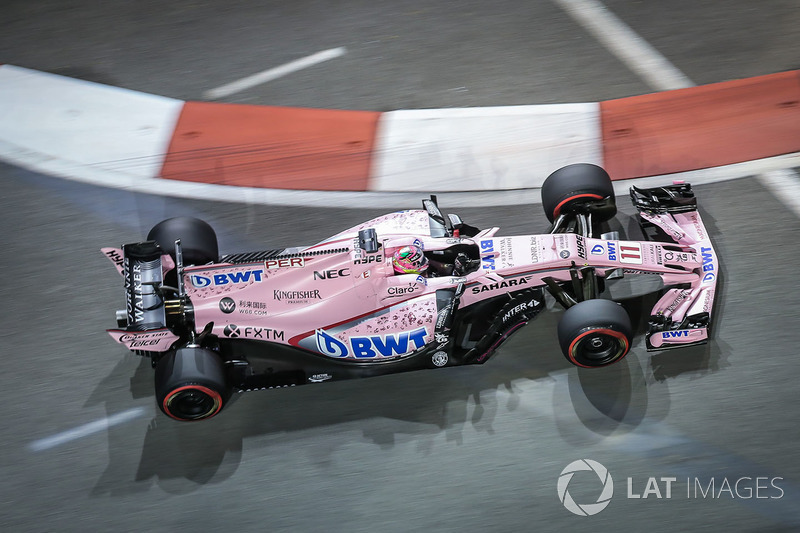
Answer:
557;299;632;368
155;346;231;421
147;217;218;265
541;163;616;223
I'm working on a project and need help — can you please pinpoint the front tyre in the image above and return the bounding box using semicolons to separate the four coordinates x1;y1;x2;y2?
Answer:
541;163;616;223
155;347;231;421
557;299;632;368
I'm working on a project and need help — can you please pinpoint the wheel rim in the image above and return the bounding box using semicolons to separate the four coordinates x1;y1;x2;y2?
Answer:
553;193;604;218
163;385;222;421
568;328;629;367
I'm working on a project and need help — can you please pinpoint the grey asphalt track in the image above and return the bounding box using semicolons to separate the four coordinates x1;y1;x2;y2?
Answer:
2;1;800;531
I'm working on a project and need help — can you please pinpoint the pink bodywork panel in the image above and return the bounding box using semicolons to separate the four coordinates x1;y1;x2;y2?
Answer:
101;247;125;275
101;247;175;276
184;208;717;356
106;328;179;352
106;206;717;356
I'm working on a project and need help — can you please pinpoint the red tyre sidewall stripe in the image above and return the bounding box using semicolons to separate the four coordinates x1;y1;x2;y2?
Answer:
553;193;604;218
163;384;223;421
567;328;629;368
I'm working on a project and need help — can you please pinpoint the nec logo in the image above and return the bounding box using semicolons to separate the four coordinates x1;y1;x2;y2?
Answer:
313;268;350;280
662;330;689;339
315;327;427;359
190;269;264;287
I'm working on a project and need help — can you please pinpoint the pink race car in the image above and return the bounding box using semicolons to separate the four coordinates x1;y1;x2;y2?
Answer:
103;164;718;421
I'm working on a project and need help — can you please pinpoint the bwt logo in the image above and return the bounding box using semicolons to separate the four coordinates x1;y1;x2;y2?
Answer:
191;269;264;287
315;327;427;359
480;239;495;270
701;246;716;283
590;244;604;255
607;242;617;261
557;460;614;516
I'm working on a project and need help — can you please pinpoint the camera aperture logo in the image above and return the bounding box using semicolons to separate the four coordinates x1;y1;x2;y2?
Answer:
557;459;613;516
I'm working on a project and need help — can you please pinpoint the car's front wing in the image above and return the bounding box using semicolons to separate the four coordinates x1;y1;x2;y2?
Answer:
631;183;719;351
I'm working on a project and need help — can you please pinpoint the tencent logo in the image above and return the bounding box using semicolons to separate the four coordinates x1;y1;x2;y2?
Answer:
557;459;614;516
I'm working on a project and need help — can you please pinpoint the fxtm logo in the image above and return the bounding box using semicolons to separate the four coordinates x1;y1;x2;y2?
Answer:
223;324;284;341
557;459;614;516
480;239;495;270
315;328;427;359
191;269;264;287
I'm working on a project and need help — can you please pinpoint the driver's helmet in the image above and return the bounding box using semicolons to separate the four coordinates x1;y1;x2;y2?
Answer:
392;245;429;274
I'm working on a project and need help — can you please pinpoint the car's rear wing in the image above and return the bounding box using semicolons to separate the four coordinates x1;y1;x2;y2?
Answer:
630;183;719;351
102;242;180;353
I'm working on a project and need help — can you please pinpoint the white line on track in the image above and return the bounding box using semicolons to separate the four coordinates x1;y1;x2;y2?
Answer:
203;47;347;100
554;0;800;217
28;407;146;452
551;0;693;91
756;169;800;218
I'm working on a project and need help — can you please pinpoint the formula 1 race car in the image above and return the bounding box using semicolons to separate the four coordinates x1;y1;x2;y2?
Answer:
103;164;719;421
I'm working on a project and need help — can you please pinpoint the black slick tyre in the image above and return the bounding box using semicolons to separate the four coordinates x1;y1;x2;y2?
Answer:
541;163;616;223
557;299;632;368
147;217;218;266
155;346;231;421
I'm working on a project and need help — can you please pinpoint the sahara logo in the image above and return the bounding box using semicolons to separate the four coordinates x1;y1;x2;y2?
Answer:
315;328;428;359
557;459;614;516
